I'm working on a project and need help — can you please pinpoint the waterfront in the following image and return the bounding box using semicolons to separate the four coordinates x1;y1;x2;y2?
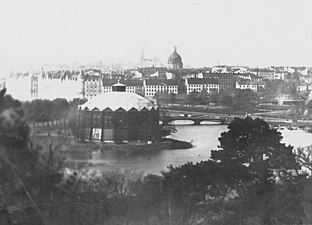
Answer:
65;122;312;175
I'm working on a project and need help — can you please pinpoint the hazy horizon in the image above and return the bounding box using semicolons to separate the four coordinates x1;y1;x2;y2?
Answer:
1;0;312;75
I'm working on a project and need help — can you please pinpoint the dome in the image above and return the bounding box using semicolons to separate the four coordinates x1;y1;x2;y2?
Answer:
168;46;182;65
79;91;157;111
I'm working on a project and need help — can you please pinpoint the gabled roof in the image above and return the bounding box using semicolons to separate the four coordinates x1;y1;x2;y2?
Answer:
102;79;143;87
203;73;234;78
145;79;178;86
79;92;157;111
85;75;102;80
237;80;266;85
187;78;219;85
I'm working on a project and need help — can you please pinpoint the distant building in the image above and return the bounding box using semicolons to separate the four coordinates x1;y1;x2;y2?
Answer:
103;79;143;95
203;73;236;92
143;79;179;98
257;68;275;80
229;66;248;74
211;65;228;73
31;75;38;98
235;80;265;92
185;78;219;94
83;69;103;99
137;67;167;79
272;72;286;80
233;73;251;80
296;84;308;93
139;48;163;68
4;70;85;101
167;46;183;70
250;74;263;82
300;75;312;84
167;69;197;80
36;71;84;100
5;73;33;101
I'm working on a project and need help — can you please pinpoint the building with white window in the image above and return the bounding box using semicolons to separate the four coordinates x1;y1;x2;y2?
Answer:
204;73;235;92
185;78;219;94
235;80;265;92
257;68;275;80
211;65;228;73
102;79;143;95
84;74;102;99
143;79;178;98
4;70;85;101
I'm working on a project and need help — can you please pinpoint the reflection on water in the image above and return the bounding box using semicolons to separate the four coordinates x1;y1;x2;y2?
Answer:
64;124;312;175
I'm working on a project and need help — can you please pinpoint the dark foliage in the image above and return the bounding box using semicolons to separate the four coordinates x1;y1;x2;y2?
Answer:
220;89;259;112
2;88;312;224
211;116;300;185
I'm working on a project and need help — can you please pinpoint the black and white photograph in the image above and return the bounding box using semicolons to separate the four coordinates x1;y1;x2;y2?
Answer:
1;0;312;224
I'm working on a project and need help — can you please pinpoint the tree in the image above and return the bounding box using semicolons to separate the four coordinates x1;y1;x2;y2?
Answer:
209;117;304;224
211;117;299;185
220;89;259;113
0;88;47;225
67;98;87;139
153;92;160;105
88;169;145;225
168;92;176;105
220;89;235;107
161;161;240;225
0;88;30;144
187;90;198;105
52;98;70;136
295;145;312;173
307;100;312;118
232;89;259;113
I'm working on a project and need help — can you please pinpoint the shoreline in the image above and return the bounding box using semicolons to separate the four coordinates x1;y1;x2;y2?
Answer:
58;137;193;154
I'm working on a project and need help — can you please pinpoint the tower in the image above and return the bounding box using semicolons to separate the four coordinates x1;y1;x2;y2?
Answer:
79;67;86;99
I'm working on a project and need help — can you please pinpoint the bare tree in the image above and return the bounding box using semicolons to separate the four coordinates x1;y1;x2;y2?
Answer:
295;145;312;174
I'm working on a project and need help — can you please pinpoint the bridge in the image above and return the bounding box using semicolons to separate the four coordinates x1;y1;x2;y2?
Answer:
160;114;234;125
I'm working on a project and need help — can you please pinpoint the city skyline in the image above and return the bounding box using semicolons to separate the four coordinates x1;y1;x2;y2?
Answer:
1;0;312;76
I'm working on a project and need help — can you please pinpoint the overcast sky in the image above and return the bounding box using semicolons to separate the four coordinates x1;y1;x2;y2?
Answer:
0;0;312;75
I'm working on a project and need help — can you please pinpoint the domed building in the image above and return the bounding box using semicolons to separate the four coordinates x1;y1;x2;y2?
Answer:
77;83;159;143
167;46;183;70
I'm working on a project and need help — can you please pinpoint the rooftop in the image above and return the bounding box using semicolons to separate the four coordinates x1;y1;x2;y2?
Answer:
187;78;219;84
79;91;157;111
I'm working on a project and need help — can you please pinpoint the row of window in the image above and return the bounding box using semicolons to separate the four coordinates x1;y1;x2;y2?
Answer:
187;87;219;92
236;85;257;88
145;89;178;94
145;88;178;93
146;85;177;88
187;84;219;88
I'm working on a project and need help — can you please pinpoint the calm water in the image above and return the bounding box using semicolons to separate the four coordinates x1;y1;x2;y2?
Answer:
66;123;312;175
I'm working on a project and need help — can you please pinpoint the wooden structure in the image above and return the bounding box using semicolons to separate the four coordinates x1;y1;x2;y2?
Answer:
77;83;159;143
